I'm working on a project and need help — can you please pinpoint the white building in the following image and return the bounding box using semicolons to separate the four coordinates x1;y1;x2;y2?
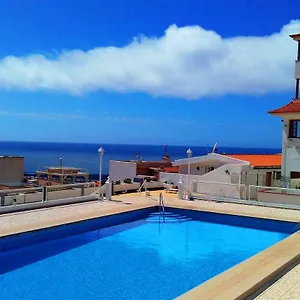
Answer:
269;33;300;188
159;153;281;187
159;152;282;200
109;160;172;183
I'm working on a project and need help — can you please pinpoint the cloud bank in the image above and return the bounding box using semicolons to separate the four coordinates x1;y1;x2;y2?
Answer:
0;20;300;99
0;110;196;124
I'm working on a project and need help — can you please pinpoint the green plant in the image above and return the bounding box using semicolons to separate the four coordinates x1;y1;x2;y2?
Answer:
124;178;132;184
115;180;121;185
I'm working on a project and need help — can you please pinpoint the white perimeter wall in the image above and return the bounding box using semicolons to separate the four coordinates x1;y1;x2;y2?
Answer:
3;186;96;206
257;190;300;206
160;163;250;199
109;161;137;182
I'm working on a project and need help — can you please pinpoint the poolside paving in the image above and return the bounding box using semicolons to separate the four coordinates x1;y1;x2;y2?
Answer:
1;190;300;299
255;263;300;300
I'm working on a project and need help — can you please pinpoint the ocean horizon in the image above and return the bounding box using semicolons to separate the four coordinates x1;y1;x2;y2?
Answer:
0;141;281;176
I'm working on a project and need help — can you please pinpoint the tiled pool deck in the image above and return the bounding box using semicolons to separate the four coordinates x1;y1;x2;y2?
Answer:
1;191;300;300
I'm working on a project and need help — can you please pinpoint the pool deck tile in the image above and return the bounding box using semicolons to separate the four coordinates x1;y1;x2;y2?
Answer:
255;264;300;300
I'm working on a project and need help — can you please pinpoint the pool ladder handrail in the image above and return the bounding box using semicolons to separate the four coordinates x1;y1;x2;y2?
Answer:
159;192;165;223
138;179;147;196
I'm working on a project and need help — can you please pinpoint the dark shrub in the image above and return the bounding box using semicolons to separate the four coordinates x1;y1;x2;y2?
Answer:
124;178;132;184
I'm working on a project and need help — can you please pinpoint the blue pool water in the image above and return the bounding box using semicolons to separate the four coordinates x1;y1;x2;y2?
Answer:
0;209;293;300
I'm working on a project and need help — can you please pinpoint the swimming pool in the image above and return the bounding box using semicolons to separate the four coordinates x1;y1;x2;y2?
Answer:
0;207;296;300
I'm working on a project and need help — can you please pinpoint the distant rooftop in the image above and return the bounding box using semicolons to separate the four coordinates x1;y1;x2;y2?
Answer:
225;154;282;168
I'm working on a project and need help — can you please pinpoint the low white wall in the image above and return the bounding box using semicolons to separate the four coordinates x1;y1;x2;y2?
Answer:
191;181;243;199
47;189;82;201
4;193;43;205
257;190;300;206
144;181;164;189
0;195;98;214
2;186;97;206
84;187;96;195
109;161;137;182
160;163;249;200
113;183;140;193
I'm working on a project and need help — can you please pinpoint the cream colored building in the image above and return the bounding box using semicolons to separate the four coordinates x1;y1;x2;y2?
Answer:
0;156;24;189
269;33;300;187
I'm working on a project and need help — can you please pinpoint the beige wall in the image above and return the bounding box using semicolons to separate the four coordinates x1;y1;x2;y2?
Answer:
0;156;24;185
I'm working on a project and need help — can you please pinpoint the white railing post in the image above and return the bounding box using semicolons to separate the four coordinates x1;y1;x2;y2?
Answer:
105;176;112;201
178;176;184;199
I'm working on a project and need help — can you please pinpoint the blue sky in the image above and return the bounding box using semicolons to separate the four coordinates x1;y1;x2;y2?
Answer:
0;0;300;147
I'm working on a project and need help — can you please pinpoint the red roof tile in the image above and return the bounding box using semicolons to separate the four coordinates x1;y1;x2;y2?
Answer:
226;154;282;168
268;98;300;115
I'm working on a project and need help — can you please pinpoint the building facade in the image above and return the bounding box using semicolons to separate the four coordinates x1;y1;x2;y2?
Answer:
0;156;24;189
269;33;300;187
109;160;172;182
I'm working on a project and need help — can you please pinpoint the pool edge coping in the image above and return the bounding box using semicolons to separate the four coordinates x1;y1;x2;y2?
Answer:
176;231;300;300
0;202;156;238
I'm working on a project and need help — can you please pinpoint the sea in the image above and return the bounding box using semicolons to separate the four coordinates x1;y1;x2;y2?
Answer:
0;141;281;178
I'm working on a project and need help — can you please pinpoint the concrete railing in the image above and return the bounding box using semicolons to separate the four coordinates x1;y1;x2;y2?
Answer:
249;185;300;206
0;182;97;206
113;181;164;194
190;180;246;200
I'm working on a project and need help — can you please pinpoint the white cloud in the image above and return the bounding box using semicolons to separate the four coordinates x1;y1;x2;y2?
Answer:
0;110;87;120
0;110;196;124
0;20;300;99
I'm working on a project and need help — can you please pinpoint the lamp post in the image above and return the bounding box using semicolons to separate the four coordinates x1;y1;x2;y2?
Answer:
186;148;192;199
98;147;105;200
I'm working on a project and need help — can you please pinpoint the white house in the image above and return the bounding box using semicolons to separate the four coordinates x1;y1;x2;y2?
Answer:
159;153;282;187
269;33;300;188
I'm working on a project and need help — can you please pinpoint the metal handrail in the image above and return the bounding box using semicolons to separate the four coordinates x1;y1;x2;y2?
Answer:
138;179;147;196
159;192;165;223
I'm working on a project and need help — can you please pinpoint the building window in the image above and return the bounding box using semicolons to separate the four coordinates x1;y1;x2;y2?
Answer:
273;171;281;180
291;171;300;179
289;120;300;138
205;166;215;173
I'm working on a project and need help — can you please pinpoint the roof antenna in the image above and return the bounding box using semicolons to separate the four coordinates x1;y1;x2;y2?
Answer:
212;143;218;153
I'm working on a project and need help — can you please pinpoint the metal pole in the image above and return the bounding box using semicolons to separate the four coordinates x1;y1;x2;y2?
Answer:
99;155;102;200
186;148;192;200
188;157;191;199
